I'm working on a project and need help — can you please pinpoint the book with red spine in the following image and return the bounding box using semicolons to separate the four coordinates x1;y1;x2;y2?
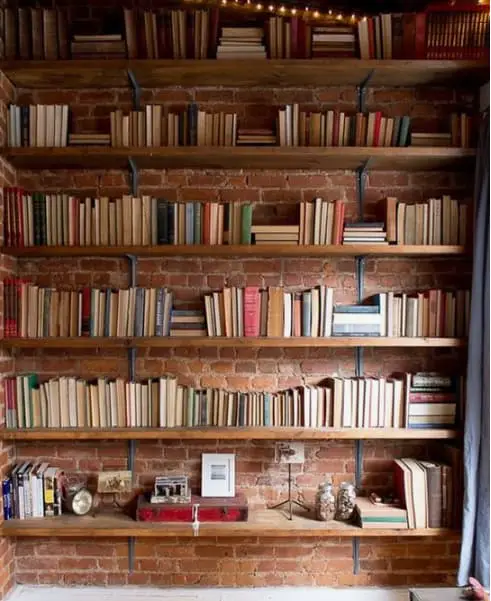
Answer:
372;112;383;147
409;392;458;403
414;12;427;59
243;287;260;337
367;17;376;59
290;16;299;58
333;200;345;245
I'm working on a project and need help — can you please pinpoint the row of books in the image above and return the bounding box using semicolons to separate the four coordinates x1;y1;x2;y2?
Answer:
2;282;176;338
382;196;468;246
7;104;69;148
110;105;238;148
376;290;470;338
4;372;460;431
2;191;258;248
299;199;345;246
3;462;63;520
358;9;489;60
277;106;411;148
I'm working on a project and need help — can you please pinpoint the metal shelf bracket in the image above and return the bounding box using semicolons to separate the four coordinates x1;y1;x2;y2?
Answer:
353;536;361;575
128;158;139;197
356;159;370;219
356;69;374;114
127;69;141;111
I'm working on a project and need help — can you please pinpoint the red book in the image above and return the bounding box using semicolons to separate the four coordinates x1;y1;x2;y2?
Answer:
414;12;426;59
402;13;416;58
290;16;298;58
409;392;457;403
368;17;376;59
333;200;345;245
293;293;302;337
372;112;382;147
202;203;211;245
81;287;91;336
243;286;260;337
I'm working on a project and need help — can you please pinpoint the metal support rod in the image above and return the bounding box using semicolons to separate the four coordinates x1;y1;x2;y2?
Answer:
128;537;136;574
127;70;141;111
355;440;364;489
128;158;139;197
356;69;374;114
352;537;360;575
356;160;370;221
125;254;137;288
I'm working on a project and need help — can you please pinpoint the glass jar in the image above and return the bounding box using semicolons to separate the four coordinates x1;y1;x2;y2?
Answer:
315;480;336;522
336;481;356;521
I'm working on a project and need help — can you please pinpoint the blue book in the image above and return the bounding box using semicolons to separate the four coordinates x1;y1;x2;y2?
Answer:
185;203;194;245
194;203;202;244
398;116;411;147
264;393;271;426
2;478;12;520
302;291;312;337
392;116;402;147
334;305;380;313
135;288;144;337
155;288;164;336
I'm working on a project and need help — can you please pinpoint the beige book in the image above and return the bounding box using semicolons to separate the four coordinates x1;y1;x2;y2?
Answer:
122;194;133;245
132;197;142;246
36;104;46;147
122;115;130;147
145;105;153;146
45;105;55;147
153;105;162;147
100;197;109;246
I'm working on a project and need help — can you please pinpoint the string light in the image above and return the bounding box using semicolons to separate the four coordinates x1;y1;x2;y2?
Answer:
268;4;274;9
256;3;262;8
279;5;286;12
313;10;319;17
291;7;297;14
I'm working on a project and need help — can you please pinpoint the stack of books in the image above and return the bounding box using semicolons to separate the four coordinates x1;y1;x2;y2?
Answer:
277;105;411;147
1;7;69;59
299;199;345;245
267;16;291;58
68;133;111;146
169;310;206;338
394;456;458;529
236;129;276;146
404;372;462;430
196;110;238;146
355;497;408;529
2;282;174;338
410;132;452;147
451;113;473;148
3;463;63;520
216;27;266;59
70;34;126;59
332;305;382;337
343;222;388;245
204;285;334;338
311;24;357;58
7;104;69;147
380;196;468;246
251;225;299;246
373;289;471;338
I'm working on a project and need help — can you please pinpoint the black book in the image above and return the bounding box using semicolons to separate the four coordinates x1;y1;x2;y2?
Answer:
155;288;164;336
103;291;111;337
21;106;29;147
188;102;198;146
156;199;169;244
135;287;144;337
167;202;175;244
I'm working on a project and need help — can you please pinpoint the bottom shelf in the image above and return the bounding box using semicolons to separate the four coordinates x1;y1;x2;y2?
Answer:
1;509;455;538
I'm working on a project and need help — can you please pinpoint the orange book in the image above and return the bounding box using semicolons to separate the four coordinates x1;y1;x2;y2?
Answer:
333;200;345;245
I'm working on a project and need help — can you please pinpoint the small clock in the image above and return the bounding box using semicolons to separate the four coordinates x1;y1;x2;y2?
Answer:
64;487;93;516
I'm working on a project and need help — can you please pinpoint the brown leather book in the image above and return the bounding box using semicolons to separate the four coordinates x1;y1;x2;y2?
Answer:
267;287;283;337
419;461;442;528
43;9;58;60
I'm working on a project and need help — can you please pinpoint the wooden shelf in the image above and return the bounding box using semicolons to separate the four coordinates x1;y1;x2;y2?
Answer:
0;509;456;538
0;337;467;349
2;244;468;259
0;427;459;441
0;59;488;89
1;147;476;172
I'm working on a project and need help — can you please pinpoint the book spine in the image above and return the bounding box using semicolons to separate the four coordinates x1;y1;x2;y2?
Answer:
243;287;260;337
156;199;169;244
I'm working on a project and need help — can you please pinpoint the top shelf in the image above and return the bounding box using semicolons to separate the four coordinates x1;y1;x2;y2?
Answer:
0;59;489;89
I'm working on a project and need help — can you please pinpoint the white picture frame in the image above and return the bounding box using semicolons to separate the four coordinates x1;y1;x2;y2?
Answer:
201;453;235;497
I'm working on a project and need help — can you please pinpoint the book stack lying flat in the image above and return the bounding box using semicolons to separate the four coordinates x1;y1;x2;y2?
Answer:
204;285;334;338
355;497;408;529
394;456;459;529
311;24;357;58
332;305;382;337
404;372;462;430
3;463;63;520
216;27;266;59
373;289;470;338
169;310;206;337
68;133;111;146
251;225;299;246
71;34;126;59
236;129;276;146
380;196;468;246
410;132;452;147
343;222;388;245
2;282;174;338
300;198;345;245
8;104;69;147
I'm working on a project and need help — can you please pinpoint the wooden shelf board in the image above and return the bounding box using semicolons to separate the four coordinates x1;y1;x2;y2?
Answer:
0;427;459;441
2;245;468;258
0;509;456;538
0;337;467;349
1;59;488;89
1;147;476;172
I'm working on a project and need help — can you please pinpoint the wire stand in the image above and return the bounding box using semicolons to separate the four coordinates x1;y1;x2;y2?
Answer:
269;464;311;520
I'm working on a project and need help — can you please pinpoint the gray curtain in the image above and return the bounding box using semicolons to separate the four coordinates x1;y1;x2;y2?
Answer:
458;110;490;588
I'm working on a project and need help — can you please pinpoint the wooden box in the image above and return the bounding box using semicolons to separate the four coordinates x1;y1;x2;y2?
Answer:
136;493;248;522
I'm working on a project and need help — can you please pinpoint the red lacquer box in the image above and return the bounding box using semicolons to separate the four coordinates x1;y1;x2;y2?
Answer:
136;493;248;522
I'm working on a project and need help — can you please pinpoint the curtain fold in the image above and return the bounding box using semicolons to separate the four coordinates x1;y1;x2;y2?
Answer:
457;111;490;588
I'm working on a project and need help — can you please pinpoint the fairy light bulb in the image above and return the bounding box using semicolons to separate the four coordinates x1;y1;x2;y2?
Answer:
328;9;332;15
351;13;356;20
268;4;274;9
313;10;320;17
291;7;297;14
336;13;342;19
279;5;286;12
256;3;262;9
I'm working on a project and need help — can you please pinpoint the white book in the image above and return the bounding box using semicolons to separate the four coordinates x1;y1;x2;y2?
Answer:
385;381;394;427
357;379;365;428
363;379;371;427
159;377;167;427
379;293;387;336
313;197;323;245
303;386;311;428
342;379;352;427
333;313;382;325
166;377;177;428
369;379;379;427
46;105;55;146
387;291;394;337
68;377;77;427
310;387;318;428
311;288;320;337
393;379;404;427
378;377;386;427
323;287;334;337
409;404;456;417
61;105;69;147
283;292;292;337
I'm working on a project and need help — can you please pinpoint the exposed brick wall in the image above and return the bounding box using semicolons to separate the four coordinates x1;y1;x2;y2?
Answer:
1;78;477;591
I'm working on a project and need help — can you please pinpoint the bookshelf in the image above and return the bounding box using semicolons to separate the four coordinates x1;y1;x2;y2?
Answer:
0;427;459;441
1;244;468;258
0;337;467;350
2;146;476;171
0;59;488;89
0;509;456;538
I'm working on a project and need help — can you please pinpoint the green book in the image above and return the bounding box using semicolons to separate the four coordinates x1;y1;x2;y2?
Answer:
241;204;253;245
194;203;202;245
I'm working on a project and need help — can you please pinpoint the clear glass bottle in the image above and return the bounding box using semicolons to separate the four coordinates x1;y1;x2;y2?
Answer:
315;480;336;522
336;481;356;521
